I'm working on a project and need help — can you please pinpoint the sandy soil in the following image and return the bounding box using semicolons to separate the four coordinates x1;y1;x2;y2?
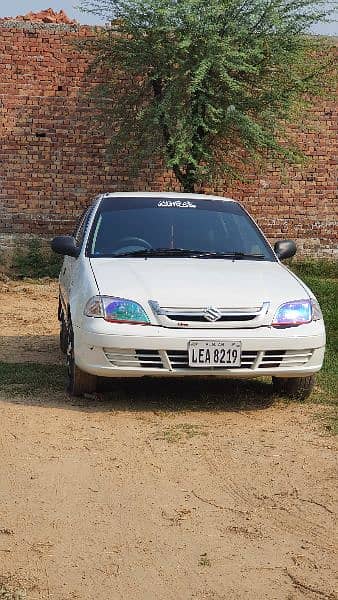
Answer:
0;278;62;365
0;280;337;600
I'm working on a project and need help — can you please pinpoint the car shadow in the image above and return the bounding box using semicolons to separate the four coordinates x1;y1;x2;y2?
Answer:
0;333;277;413
0;357;275;413
94;376;275;413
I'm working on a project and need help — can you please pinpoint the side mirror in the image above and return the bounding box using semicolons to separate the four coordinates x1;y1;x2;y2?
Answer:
51;236;80;258
274;239;297;261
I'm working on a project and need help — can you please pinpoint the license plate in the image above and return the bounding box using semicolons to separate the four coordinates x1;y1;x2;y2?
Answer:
188;340;241;368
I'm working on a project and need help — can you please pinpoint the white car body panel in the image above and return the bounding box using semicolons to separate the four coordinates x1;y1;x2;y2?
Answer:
58;192;326;381
88;257;310;313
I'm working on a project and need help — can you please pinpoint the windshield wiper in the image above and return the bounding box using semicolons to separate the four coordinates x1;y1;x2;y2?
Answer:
197;251;266;260
115;248;206;257
115;248;265;259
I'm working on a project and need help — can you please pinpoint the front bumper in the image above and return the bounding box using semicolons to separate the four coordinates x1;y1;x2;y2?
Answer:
74;320;325;379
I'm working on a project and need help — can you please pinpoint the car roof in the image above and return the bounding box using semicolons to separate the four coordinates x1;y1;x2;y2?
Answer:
99;191;237;202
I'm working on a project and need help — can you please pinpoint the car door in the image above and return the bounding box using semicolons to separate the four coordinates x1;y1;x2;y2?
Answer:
59;207;93;315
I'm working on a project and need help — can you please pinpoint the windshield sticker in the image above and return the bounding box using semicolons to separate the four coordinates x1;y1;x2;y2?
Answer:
157;200;197;208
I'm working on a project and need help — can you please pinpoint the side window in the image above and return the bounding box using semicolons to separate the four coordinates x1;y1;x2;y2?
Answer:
73;207;93;248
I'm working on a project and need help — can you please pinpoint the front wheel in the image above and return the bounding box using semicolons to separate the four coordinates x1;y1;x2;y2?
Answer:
272;375;315;400
66;321;97;397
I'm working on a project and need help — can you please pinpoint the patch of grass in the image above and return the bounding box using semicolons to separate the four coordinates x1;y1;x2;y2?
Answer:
313;348;337;406
0;588;25;600
156;423;208;443
0;580;26;600
198;553;211;567
302;276;337;339
0;586;27;600
287;267;337;432
322;411;338;435
0;363;66;395
11;238;62;279
289;259;337;279
298;273;337;405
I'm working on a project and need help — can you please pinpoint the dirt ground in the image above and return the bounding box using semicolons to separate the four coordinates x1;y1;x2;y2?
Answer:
0;279;337;600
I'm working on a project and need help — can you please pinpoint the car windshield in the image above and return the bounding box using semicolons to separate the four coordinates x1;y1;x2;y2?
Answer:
87;197;275;261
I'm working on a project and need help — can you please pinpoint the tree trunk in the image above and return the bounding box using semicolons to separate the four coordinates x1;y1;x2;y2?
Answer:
171;164;196;193
182;180;195;193
181;164;197;193
172;167;196;192
151;79;198;194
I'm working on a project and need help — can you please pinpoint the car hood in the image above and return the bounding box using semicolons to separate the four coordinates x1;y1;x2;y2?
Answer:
89;258;308;309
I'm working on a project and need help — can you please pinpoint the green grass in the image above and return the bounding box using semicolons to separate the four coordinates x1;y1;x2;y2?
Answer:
289;265;337;432
290;259;337;280
0;363;66;395
156;423;208;443
297;273;337;404
198;553;211;567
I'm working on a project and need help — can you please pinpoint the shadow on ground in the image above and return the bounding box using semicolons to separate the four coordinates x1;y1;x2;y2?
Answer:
0;361;276;414
0;335;62;364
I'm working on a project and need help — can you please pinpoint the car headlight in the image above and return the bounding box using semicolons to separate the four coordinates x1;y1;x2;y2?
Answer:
84;296;150;324
272;299;322;328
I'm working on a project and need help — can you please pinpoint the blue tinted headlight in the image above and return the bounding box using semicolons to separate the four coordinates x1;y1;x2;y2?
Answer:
85;296;150;324
272;299;312;327
104;298;150;324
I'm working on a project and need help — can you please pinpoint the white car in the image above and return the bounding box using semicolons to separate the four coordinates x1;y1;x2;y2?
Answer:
51;192;325;398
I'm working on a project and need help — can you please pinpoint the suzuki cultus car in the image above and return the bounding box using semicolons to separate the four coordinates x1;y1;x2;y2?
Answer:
51;192;325;397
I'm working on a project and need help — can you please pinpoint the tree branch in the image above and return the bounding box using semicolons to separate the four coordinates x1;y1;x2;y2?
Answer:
152;77;187;188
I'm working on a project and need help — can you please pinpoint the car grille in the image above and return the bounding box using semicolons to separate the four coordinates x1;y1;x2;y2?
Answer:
103;349;164;369
149;301;271;329
135;350;164;369
166;314;256;322
258;349;314;368
103;348;314;370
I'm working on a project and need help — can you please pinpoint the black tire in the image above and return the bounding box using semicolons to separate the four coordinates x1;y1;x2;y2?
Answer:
272;375;315;400
66;321;97;397
59;315;68;354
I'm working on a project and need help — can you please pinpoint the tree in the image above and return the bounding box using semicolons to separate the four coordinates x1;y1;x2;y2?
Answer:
79;0;336;192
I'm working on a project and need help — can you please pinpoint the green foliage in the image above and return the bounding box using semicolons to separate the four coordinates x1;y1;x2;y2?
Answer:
12;238;62;279
79;0;336;190
293;270;337;407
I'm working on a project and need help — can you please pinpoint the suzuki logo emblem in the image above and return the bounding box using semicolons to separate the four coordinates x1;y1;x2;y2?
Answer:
204;307;222;322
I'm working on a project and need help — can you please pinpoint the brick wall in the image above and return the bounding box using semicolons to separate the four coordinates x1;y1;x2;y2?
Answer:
0;21;337;258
